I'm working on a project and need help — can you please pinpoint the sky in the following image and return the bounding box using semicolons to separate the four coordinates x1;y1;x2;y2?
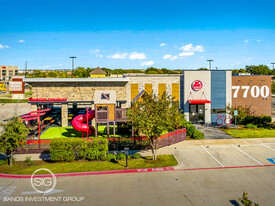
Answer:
0;0;275;70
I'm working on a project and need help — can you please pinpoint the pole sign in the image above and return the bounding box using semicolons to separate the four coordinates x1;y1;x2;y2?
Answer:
124;147;129;156
234;110;238;116
9;82;23;91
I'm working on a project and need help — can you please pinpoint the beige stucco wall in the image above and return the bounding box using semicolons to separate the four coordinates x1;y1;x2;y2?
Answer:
125;75;181;108
183;71;211;123
31;82;127;101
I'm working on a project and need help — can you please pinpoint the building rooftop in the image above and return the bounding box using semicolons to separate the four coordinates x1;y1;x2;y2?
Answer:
23;77;129;83
90;67;106;75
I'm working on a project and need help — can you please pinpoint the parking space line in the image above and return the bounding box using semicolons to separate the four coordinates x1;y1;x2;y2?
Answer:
231;145;264;165
261;143;275;151
200;145;225;167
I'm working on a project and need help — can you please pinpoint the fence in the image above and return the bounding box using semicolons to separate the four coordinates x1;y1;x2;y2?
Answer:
15;128;186;154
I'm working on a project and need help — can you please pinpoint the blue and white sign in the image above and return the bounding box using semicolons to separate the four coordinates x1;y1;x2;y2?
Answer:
234;110;238;116
267;158;275;164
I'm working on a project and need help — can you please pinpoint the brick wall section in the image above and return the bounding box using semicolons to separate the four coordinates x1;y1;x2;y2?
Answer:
232;76;271;116
31;82;127;101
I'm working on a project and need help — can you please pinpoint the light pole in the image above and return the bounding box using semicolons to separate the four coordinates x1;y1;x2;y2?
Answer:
207;60;213;70
271;63;275;70
70;56;77;76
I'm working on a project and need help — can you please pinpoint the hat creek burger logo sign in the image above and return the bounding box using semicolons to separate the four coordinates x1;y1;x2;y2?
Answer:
191;80;203;91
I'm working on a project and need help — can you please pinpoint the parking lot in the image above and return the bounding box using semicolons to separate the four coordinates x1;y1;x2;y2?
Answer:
173;143;275;169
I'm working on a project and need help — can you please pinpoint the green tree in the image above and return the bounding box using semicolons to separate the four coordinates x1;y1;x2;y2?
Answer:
145;67;160;74
0;117;29;166
73;67;90;78
127;92;185;160
245;65;271;75
198;68;208;70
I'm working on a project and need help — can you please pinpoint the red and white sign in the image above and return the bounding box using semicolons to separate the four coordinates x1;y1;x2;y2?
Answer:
29;98;68;102
191;80;203;91
9;82;23;91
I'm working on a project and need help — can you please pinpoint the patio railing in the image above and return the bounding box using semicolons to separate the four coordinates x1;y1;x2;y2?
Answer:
115;108;127;122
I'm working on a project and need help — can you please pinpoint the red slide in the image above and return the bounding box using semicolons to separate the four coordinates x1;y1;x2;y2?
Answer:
71;110;95;135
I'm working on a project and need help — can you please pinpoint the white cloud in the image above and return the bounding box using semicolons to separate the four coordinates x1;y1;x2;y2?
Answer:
178;52;194;56
141;61;154;66
163;54;172;60
200;56;205;59
160;43;165;47
96;54;103;58
0;44;9;49
18;40;25;43
170;56;178;60
180;44;204;52
108;53;128;59
244;39;248;43
256;39;261;42
90;49;100;53
129;52;146;60
38;65;52;69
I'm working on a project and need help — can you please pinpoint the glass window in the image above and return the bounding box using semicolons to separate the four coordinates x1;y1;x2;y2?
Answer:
2;70;6;76
211;71;226;109
101;93;110;100
15;70;18;75
9;70;13;76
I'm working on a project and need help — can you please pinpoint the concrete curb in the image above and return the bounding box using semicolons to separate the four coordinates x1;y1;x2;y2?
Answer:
1;164;275;179
175;164;275;171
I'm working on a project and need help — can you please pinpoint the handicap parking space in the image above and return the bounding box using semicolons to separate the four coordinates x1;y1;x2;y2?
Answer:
236;144;275;165
174;143;275;169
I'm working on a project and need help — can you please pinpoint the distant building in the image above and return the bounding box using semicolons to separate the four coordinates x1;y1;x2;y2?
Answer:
90;67;106;78
0;65;18;80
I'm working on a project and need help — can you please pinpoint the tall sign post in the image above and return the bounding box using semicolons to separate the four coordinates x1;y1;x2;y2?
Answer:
124;147;129;168
234;110;238;137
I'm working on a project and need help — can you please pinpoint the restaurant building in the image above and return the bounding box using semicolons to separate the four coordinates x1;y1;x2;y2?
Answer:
22;70;272;127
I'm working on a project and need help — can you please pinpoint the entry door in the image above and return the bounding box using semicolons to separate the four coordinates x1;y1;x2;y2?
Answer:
189;104;205;124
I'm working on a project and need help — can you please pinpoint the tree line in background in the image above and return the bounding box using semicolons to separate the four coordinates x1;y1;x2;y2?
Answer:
24;64;274;78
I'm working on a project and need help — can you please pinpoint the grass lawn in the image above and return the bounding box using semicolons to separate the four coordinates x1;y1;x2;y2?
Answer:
40;126;130;139
221;128;275;138
0;155;177;175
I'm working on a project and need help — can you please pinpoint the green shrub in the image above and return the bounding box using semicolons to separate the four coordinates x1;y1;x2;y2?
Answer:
246;124;257;129
131;153;141;159
185;122;196;136
106;153;116;161
0;99;28;103
50;138;108;162
116;153;126;160
24;157;35;166
192;129;204;140
242;115;271;128
0;158;8;165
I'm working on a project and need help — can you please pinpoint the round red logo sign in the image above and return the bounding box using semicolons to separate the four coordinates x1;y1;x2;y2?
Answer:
191;80;203;91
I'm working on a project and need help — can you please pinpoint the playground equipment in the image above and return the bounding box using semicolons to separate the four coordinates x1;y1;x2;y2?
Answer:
0;82;7;93
71;110;95;135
